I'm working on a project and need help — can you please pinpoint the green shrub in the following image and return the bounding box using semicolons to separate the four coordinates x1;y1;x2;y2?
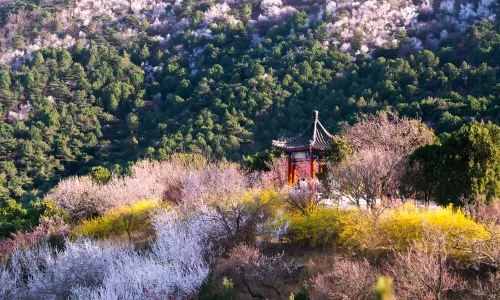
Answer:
90;166;111;184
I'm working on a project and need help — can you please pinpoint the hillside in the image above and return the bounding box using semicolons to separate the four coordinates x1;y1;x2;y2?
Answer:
0;0;498;210
0;1;499;297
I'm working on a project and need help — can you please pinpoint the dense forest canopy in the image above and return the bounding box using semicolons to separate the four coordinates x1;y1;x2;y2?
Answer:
0;0;499;234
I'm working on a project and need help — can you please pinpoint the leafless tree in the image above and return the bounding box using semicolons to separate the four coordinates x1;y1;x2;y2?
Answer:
327;113;434;208
215;244;286;299
453;223;500;271
383;236;466;300
310;256;379;300
472;272;500;300
340;112;435;158
281;180;323;215
476;199;500;225
329;148;400;209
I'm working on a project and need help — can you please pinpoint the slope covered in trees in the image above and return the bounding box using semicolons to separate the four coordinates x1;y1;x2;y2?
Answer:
0;0;499;233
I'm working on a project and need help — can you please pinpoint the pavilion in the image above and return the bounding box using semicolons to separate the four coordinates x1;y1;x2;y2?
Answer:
271;110;332;185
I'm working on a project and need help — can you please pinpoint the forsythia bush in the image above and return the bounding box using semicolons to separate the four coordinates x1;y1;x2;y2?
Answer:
72;200;162;239
288;208;345;247
337;210;377;254
288;204;489;256
376;205;489;252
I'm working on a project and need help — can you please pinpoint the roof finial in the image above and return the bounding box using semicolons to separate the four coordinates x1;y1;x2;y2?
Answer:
313;110;318;120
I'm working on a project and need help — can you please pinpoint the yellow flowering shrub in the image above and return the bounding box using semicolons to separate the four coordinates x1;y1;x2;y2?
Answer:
72;200;162;239
377;205;425;251
337;210;377;254
288;208;345;247
424;206;489;240
288;203;490;258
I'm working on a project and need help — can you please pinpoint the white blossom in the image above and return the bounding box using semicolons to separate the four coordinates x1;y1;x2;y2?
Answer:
439;0;455;13
7;102;32;121
204;3;232;25
3;207;224;299
412;37;423;50
325;0;418;53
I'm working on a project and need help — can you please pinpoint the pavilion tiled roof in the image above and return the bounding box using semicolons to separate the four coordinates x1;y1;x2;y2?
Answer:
272;111;332;152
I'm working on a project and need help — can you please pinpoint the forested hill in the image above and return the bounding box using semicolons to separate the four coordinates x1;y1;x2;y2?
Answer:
0;0;499;217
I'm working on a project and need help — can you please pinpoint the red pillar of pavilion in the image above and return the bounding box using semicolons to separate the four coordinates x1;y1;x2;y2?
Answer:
287;156;292;186
310;155;315;179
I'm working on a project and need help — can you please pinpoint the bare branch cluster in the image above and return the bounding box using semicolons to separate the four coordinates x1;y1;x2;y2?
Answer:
215;244;286;299
310;256;378;300
327;113;434;208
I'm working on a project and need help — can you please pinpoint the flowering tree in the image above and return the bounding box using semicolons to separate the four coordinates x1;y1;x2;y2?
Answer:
45;156;207;219
204;3;238;25
258;0;297;24
0;217;68;261
1;205;223;299
325;0;417;54
326;113;434;207
260;157;313;189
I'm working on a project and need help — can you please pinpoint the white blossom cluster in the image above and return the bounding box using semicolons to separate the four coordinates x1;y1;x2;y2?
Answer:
0;208;222;299
0;34;76;68
325;0;417;54
258;0;297;24
204;3;239;25
457;0;496;25
0;0;167;67
7;102;32;122
410;0;496;49
71;0;163;25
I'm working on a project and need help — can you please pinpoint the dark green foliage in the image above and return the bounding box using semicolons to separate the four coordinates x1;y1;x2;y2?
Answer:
90;166;111;184
241;150;282;172
408;144;442;204
410;122;500;206
323;136;352;165
199;275;236;300
0;199;31;236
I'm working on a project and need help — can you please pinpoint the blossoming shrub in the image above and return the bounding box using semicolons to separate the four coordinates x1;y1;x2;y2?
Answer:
342;205;489;256
376;206;489;252
336;210;377;254
1;207;221;299
288;207;346;247
46;154;210;220
71;200;161;240
288;204;490;257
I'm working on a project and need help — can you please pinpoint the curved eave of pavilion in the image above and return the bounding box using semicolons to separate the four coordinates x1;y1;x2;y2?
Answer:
271;111;332;153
